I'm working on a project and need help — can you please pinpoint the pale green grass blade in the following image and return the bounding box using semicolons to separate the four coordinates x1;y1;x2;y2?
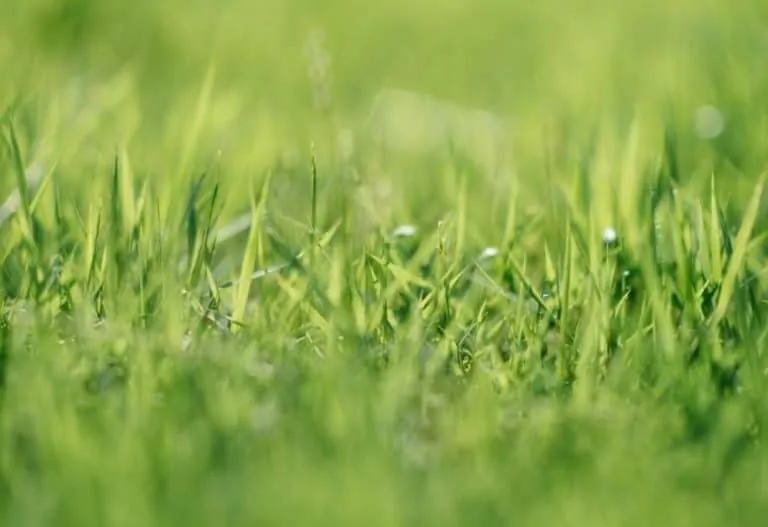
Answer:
176;64;216;183
2;121;33;234
231;172;271;327
710;173;766;328
709;173;724;283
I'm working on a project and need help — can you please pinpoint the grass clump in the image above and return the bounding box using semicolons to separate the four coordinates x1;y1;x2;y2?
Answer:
2;1;768;525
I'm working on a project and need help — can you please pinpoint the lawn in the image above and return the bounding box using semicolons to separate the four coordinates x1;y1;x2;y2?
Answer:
2;1;768;525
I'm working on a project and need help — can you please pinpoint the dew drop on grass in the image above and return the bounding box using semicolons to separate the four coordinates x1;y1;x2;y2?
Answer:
602;227;618;245
479;247;499;260
392;224;418;238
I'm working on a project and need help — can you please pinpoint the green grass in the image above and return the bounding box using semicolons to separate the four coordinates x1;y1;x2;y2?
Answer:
2;1;768;525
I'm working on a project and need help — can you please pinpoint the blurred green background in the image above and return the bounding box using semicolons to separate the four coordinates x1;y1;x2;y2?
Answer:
3;0;768;177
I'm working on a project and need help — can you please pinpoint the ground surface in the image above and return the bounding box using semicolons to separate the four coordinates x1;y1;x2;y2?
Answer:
2;1;768;525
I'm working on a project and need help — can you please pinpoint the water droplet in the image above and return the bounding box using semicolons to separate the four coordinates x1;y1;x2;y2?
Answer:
602;227;618;245
392;225;418;238
479;247;499;260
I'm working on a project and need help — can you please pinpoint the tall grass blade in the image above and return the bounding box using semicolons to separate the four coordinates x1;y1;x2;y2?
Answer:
232;172;272;327
710;173;765;328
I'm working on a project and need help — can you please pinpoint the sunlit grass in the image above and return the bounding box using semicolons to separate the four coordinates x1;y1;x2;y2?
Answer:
1;1;768;525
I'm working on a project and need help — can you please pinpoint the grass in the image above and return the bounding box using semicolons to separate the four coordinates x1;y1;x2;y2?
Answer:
2;0;768;525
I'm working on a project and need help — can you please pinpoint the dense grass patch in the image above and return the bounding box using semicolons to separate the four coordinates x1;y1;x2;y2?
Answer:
2;1;768;525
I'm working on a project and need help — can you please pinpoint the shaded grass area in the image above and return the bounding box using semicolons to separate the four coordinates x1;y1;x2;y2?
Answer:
2;1;768;525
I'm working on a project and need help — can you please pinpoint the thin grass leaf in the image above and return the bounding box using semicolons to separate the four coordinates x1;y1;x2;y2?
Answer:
84;199;103;288
311;143;318;242
2;121;33;233
709;173;724;283
177;64;216;182
710;173;766;328
231;172;272;327
506;255;548;313
0;162;45;229
214;213;252;245
663;118;680;185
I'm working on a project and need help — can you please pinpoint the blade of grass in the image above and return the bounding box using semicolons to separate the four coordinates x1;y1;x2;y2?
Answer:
709;173;724;283
0;162;45;229
710;173;765;328
231;172;272;327
2;121;34;234
176;64;216;183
